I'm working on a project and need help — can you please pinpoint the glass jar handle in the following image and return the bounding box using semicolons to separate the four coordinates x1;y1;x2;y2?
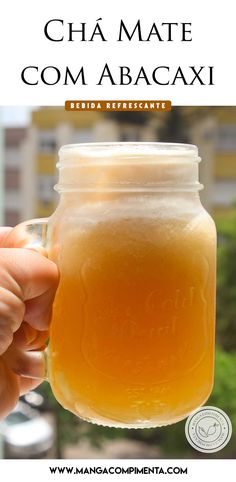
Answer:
5;218;49;253
4;218;50;381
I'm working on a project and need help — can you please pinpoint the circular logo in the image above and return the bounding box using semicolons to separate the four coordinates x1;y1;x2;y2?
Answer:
185;406;232;453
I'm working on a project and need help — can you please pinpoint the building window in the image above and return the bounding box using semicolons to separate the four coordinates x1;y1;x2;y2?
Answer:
213;180;236;206
72;129;93;143
119;126;141;142
38;130;57;153
4;168;20;190
216;125;236;151
5;147;21;167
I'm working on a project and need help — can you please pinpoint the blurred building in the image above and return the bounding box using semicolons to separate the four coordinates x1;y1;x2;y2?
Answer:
190;108;236;215
2;107;236;224
21;107;158;219
212;109;236;213
4;127;27;225
28;109;105;218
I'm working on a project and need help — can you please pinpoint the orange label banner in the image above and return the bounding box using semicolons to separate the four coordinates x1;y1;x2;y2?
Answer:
65;100;171;112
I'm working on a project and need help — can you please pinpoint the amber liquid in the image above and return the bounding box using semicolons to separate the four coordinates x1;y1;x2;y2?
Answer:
49;204;216;427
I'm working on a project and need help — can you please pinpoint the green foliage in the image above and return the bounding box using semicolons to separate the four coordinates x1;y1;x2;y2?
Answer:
77;422;125;449
40;382;80;450
210;348;236;429
216;209;236;351
154;347;236;457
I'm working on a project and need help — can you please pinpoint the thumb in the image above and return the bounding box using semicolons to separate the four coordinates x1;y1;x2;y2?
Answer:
0;248;58;303
2;344;46;380
0;248;58;335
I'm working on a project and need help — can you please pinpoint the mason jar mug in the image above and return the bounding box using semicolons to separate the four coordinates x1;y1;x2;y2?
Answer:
10;143;217;428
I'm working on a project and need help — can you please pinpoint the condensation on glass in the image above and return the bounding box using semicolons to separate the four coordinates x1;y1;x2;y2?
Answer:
26;143;217;428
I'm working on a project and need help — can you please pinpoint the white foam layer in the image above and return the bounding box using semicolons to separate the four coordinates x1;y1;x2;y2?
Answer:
56;142;201;191
58;142;200;166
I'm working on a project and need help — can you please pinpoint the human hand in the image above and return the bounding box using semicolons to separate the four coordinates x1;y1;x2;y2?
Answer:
0;227;58;419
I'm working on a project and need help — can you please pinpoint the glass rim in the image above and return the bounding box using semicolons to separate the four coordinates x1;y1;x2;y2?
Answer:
58;142;200;164
59;141;198;153
56;142;202;192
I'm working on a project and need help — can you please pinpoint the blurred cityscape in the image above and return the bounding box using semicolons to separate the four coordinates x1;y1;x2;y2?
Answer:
0;107;236;460
1;106;236;226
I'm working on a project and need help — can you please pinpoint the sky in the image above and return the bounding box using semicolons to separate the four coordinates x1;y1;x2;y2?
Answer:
0;107;35;127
